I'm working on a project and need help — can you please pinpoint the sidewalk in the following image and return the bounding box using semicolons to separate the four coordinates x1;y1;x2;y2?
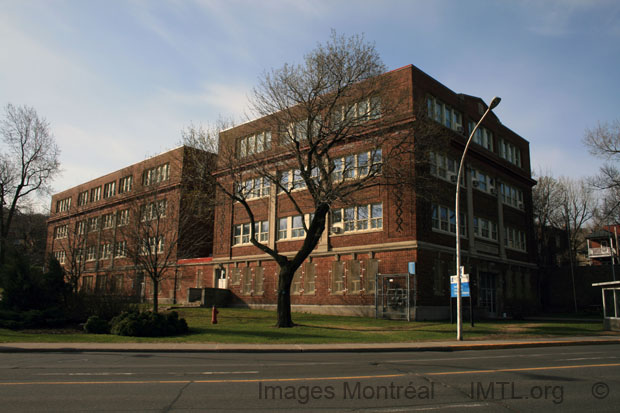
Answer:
2;336;620;353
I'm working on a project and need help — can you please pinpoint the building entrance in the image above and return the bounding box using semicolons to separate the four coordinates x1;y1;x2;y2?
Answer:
479;272;497;315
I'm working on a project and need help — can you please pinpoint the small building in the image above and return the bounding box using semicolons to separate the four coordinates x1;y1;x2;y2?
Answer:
592;281;620;331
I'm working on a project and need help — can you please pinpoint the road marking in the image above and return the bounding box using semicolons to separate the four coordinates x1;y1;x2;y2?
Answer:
427;362;620;376
371;403;488;412
37;373;135;376
201;371;259;375
0;373;406;386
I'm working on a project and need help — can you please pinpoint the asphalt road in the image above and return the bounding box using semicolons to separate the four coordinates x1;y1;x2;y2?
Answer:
0;344;619;412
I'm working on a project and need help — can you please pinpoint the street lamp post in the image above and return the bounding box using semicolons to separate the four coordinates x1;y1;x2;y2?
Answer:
455;96;501;341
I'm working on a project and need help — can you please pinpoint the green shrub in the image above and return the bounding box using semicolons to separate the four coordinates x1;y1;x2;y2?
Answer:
84;316;110;334
109;310;189;337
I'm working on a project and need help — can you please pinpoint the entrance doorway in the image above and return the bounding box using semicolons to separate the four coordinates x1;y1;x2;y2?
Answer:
479;272;497;315
215;267;227;289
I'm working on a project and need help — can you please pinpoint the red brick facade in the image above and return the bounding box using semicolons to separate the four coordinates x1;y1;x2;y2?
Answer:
46;146;216;304
211;65;538;319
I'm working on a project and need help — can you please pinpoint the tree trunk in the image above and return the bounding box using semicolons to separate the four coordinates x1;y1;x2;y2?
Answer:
152;279;159;313
275;266;294;327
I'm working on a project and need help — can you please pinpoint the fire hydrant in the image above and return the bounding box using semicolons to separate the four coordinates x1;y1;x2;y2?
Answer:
211;305;219;324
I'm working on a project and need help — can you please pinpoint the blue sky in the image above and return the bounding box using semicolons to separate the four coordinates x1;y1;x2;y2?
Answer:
1;0;619;207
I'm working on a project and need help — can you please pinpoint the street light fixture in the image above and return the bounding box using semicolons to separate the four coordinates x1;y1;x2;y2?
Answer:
454;96;501;341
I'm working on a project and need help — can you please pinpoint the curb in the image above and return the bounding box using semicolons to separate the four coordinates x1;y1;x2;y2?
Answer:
1;338;619;354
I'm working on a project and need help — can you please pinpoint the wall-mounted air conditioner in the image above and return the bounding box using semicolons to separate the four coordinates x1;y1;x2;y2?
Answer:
449;174;458;183
472;180;480;188
330;222;344;234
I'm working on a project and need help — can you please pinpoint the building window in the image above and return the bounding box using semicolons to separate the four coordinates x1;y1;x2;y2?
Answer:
230;267;241;286
429;152;463;184
141;236;164;255
103;181;116;198
332;96;381;127
118;175;133;194
473;217;498;241
115;241;127;258
237;177;270;199
56;197;71;213
77;191;89;207
470;168;496;194
500;183;524;209
110;274;124;293
277;215;312;240
90;186;101;202
86;245;97;261
426;95;463;132
117;209;130;226
54;250;66;264
88;216;100;232
499;139;522;167
255;220;269;242
54;225;68;239
237;131;271;158
468;122;494;151
232;220;268;246
505;227;527;251
142;163;170;186
331;203;382;234
431;204;466;236
331;150;382;182
102;213;115;229
141;199;167;221
100;243;112;260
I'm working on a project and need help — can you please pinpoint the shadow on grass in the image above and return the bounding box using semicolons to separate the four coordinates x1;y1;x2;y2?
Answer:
187;327;334;341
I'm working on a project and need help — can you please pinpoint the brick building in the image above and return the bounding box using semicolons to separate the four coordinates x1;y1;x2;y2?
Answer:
46;146;215;304
212;64;538;319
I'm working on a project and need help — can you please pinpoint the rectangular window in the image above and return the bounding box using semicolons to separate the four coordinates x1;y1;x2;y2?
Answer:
500;183;524;209
100;243;112;260
86;245;97;261
118;175;133;194
278;217;288;240
291;215;305;238
142;163;170;186
237;131;271;158
54;250;66;264
56;197;71;213
427;95;463;132
82;276;94;293
431;204;466;236
117;209;130;226
115;241;127;258
473;217;498;241
141;199;167;221
331;203;382;234
77;191;89;206
88;217;100;232
90;186;101;202
505;227;527;251
54;224;68;239
254;220;269;242
499;139;522;167
103;181;116;198
76;220;86;235
102;213;115;229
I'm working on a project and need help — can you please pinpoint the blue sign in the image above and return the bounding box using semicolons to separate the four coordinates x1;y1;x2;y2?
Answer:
451;282;470;298
408;262;416;275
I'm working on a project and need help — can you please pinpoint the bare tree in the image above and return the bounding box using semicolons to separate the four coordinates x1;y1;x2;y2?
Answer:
549;177;595;312
118;177;211;312
0;104;61;264
54;220;88;294
187;32;441;328
532;172;564;266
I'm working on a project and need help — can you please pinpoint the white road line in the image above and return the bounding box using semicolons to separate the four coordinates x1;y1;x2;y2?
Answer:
201;371;259;375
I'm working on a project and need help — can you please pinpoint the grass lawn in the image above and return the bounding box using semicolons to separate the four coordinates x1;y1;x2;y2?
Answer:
0;307;614;344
